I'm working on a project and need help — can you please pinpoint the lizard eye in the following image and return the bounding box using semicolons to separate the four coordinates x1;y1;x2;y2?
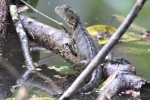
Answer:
64;8;68;12
71;16;74;19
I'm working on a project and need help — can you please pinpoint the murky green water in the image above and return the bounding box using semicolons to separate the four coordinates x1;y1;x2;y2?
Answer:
24;0;150;99
114;41;150;80
27;0;150;79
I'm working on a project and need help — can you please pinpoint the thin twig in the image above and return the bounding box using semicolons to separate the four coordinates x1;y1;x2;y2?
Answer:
20;0;68;33
59;0;147;99
10;5;35;72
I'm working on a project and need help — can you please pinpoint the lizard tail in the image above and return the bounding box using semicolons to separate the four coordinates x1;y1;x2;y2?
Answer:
79;65;103;93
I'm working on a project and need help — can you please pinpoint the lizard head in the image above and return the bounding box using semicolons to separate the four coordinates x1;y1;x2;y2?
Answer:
55;5;78;29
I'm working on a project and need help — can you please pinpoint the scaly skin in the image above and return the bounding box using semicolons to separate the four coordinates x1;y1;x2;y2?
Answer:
55;5;103;93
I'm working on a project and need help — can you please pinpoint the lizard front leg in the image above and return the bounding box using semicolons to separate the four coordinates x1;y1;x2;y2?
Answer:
67;38;77;56
72;60;89;75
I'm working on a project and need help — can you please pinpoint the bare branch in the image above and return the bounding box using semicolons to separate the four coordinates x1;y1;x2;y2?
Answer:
19;15;79;64
10;5;35;73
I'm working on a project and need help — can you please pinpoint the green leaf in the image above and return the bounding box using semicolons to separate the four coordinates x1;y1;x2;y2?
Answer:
48;66;75;75
86;24;142;44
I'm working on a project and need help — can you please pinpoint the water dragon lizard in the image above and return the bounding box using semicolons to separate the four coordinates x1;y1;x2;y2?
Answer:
55;4;103;93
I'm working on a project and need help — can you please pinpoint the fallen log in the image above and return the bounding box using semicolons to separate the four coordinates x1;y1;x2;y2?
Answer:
96;58;149;100
19;15;79;64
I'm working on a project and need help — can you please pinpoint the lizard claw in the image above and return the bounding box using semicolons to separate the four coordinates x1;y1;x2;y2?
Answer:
77;89;86;97
80;92;85;97
78;88;90;96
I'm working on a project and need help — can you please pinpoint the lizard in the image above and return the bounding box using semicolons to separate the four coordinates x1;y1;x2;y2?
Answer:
55;4;103;93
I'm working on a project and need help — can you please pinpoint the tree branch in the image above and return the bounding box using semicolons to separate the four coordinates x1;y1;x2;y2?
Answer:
96;58;147;100
10;5;35;73
19;15;79;64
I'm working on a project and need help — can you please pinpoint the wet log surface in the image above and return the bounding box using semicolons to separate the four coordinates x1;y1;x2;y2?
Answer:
96;58;149;100
19;15;79;64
